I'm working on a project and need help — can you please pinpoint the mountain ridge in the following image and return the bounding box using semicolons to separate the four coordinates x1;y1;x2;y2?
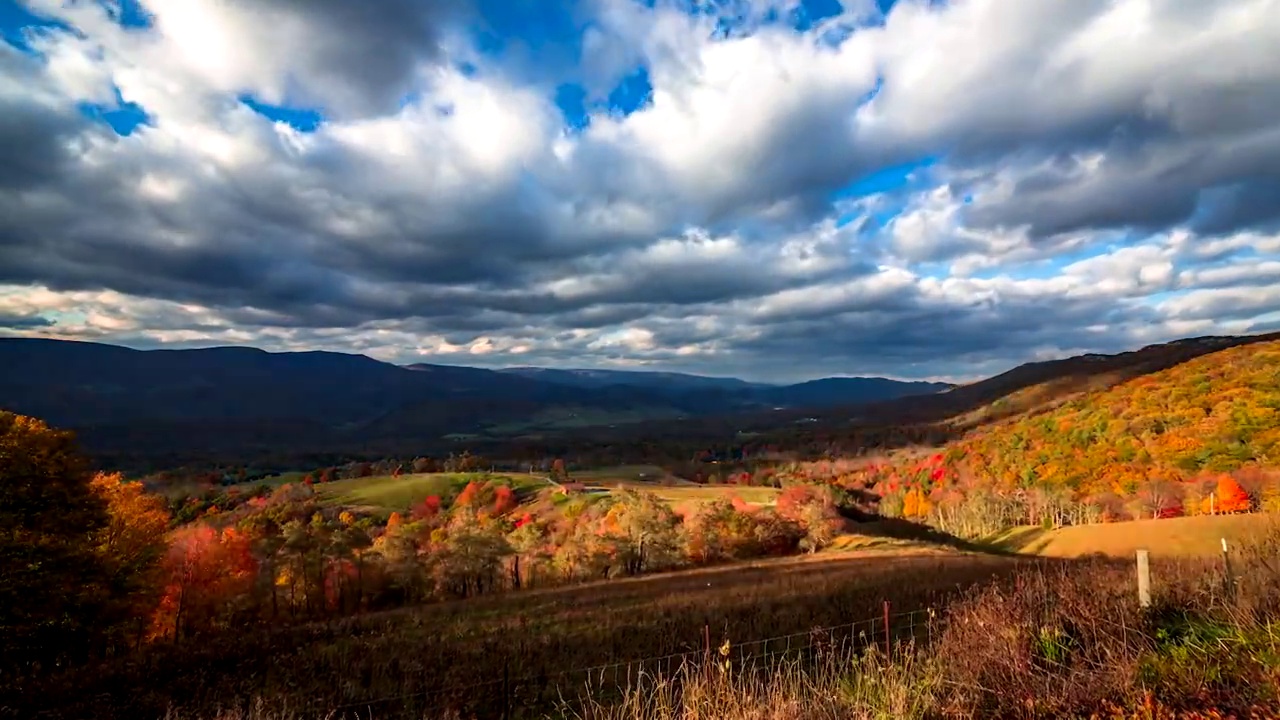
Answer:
0;337;947;466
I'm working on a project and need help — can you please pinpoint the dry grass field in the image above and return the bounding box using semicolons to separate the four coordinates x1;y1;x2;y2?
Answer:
36;547;1030;720
989;513;1278;558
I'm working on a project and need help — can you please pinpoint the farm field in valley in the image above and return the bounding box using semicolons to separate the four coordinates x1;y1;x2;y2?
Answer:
287;467;782;514
566;464;688;484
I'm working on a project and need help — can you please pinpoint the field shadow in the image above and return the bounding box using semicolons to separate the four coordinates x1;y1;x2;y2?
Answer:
975;526;1055;555
843;517;996;554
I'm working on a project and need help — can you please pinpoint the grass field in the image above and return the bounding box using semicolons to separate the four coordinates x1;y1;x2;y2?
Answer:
568;465;688;484
622;482;782;505
315;472;551;512
46;547;1031;719
988;512;1278;558
483;406;680;435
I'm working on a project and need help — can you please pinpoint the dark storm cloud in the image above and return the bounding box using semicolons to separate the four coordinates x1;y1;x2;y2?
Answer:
0;313;55;329
718;286;1166;379
0;46;87;191
865;0;1280;249
170;0;473;117
1190;179;1280;236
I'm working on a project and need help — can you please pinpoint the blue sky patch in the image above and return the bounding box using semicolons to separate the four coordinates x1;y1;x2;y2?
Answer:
556;83;590;130
77;89;150;136
239;95;324;132
0;2;69;50
605;66;653;116
105;0;153;28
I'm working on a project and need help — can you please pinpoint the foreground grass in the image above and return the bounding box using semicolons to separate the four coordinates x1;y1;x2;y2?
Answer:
152;543;1280;720
987;512;1275;558
20;549;1024;719
28;522;1280;720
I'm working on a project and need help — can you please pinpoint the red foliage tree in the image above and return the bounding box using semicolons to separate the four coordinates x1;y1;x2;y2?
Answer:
151;525;256;640
491;485;517;516
775;485;816;518
411;495;442;521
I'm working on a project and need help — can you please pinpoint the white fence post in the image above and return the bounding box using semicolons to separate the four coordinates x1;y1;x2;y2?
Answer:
1136;549;1151;608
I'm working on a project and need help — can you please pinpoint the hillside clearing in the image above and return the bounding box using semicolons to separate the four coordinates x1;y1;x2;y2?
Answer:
988;512;1278;558
315;472;550;512
610;482;782;505
569;464;690;484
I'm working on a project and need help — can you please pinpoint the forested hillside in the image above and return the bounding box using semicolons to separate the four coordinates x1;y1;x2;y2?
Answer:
959;340;1279;494
781;339;1280;536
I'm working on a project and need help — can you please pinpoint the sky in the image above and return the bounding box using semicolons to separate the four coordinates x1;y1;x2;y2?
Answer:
1;0;1279;383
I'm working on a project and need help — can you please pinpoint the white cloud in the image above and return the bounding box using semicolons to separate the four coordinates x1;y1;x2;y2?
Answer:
2;0;1280;381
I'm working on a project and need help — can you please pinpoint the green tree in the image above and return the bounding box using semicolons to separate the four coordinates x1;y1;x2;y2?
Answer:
601;490;681;575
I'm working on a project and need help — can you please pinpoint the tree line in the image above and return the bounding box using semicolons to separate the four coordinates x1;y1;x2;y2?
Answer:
1;411;845;679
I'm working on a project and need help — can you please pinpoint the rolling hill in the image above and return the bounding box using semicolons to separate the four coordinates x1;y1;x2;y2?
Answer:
828;336;1280;531
494;366;765;392
0;338;945;467
951;338;1280;494
496;365;951;407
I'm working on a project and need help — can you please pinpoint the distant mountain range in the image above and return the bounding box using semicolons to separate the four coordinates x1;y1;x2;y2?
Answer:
0;338;950;465
492;366;949;407
13;333;1275;473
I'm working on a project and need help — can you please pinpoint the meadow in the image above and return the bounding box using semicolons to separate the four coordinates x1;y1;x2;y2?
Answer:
987;512;1275;558
290;468;785;515
312;472;549;512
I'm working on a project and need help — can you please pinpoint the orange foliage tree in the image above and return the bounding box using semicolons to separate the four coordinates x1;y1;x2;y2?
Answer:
1201;474;1252;514
90;472;171;645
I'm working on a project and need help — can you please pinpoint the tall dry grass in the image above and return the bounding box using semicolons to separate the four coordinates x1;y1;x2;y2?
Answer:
35;520;1280;720
562;521;1280;720
569;643;941;720
11;552;1021;720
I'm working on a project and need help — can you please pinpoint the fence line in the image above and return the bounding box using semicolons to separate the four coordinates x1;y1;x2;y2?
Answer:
314;606;936;717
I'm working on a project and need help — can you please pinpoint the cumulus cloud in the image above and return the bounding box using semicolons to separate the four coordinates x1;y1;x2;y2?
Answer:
1;0;1279;382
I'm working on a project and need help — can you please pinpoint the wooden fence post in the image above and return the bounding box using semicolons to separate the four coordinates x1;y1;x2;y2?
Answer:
1222;538;1235;597
882;601;891;657
1136;549;1151;608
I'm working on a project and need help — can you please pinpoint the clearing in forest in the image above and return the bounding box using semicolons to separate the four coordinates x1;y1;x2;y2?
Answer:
315;472;550;512
988;512;1277;558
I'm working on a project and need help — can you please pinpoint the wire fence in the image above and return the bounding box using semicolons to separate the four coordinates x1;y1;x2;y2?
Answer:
295;605;938;719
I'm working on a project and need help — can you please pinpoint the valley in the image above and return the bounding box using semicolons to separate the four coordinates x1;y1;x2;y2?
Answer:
6;331;1280;719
